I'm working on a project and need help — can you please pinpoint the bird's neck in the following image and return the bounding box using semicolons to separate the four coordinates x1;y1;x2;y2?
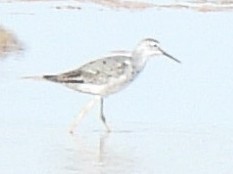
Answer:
132;51;148;71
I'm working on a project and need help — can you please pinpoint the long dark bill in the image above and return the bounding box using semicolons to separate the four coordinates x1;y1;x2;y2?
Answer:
161;49;181;64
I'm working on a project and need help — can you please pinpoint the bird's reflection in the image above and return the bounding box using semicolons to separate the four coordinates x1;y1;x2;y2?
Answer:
65;131;135;174
69;131;110;164
97;132;110;163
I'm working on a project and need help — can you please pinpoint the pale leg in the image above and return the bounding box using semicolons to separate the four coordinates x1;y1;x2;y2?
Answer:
100;97;111;132
69;96;100;134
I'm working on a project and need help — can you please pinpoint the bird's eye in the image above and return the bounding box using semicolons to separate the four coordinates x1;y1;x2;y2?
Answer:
153;44;158;47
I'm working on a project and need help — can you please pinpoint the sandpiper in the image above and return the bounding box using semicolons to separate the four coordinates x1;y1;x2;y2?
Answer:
25;38;181;133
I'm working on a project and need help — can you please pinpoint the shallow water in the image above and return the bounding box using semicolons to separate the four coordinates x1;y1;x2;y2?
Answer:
1;1;233;174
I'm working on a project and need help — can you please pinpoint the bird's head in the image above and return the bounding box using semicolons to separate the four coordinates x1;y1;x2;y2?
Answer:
134;38;181;63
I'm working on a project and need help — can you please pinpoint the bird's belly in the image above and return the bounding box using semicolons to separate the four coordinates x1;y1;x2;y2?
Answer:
65;74;131;96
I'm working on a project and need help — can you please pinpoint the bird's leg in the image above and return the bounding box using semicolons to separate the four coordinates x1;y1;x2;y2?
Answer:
100;97;111;132
69;96;99;134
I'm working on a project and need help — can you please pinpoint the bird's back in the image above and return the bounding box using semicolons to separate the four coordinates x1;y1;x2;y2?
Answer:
44;55;136;96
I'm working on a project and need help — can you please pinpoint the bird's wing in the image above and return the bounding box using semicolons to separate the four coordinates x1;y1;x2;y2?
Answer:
58;56;132;85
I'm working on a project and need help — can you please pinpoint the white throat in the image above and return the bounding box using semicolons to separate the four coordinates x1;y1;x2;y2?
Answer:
132;50;149;71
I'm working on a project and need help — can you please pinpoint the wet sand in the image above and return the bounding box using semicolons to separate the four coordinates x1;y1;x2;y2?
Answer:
3;0;233;11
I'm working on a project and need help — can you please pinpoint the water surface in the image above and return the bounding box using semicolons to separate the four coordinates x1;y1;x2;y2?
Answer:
1;1;233;174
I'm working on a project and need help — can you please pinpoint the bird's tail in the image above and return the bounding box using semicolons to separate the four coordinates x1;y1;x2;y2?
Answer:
22;75;45;81
22;75;59;82
42;75;59;82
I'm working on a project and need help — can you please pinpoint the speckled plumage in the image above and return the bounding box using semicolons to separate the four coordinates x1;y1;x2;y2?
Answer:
44;55;136;96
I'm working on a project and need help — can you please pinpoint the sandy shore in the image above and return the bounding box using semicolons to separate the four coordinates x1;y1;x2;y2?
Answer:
4;0;233;11
0;27;23;58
